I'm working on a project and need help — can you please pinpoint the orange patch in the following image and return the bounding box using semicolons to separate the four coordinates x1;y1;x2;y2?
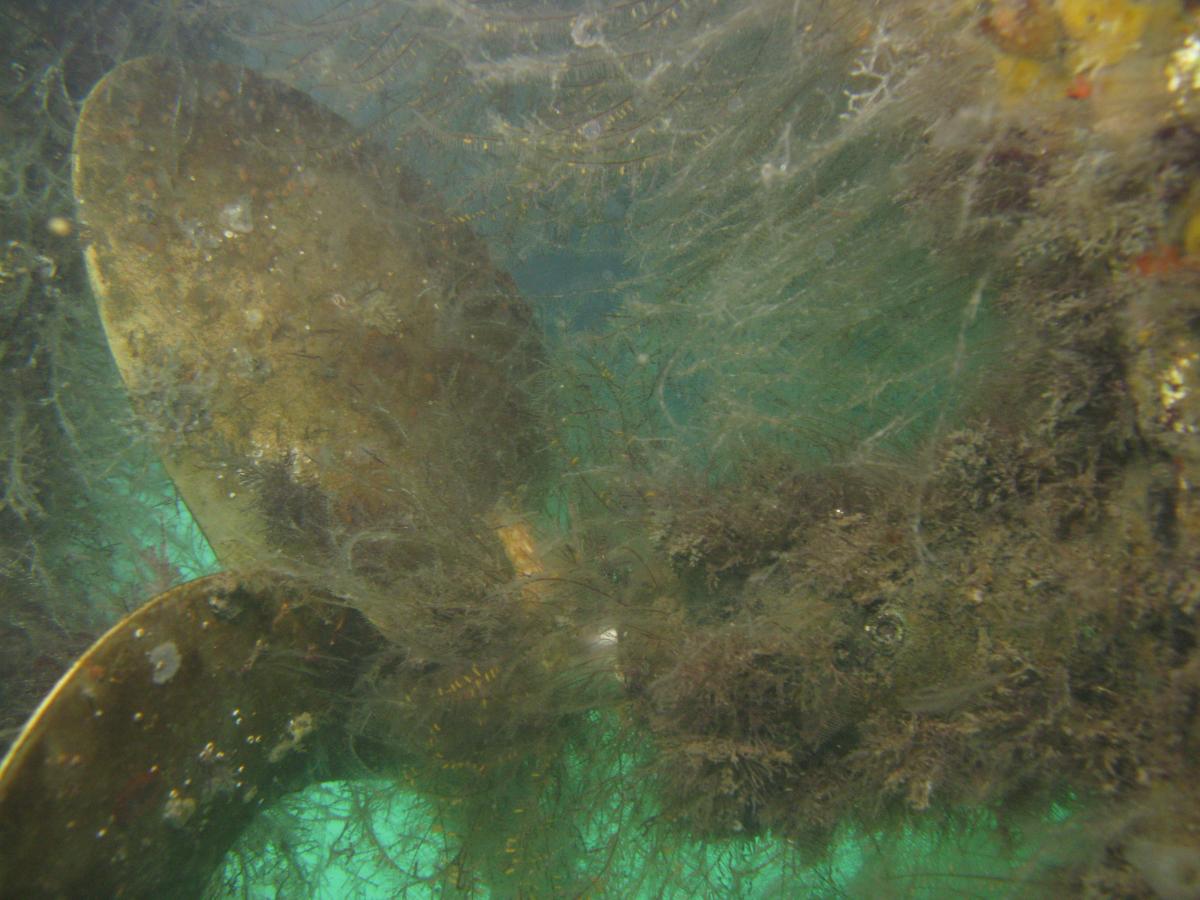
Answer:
1134;244;1183;276
1066;73;1093;99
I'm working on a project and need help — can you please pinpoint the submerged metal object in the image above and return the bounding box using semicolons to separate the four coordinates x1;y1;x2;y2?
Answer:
71;57;542;569
0;57;550;896
0;573;381;897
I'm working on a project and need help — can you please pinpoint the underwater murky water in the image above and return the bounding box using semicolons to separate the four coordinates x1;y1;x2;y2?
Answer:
1;1;1200;897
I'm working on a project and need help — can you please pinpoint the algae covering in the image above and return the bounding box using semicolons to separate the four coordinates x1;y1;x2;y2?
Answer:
71;56;543;578
0;0;1199;897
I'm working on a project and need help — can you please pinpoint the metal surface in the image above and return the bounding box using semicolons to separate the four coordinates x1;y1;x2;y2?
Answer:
0;56;547;897
71;57;543;570
0;573;381;897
